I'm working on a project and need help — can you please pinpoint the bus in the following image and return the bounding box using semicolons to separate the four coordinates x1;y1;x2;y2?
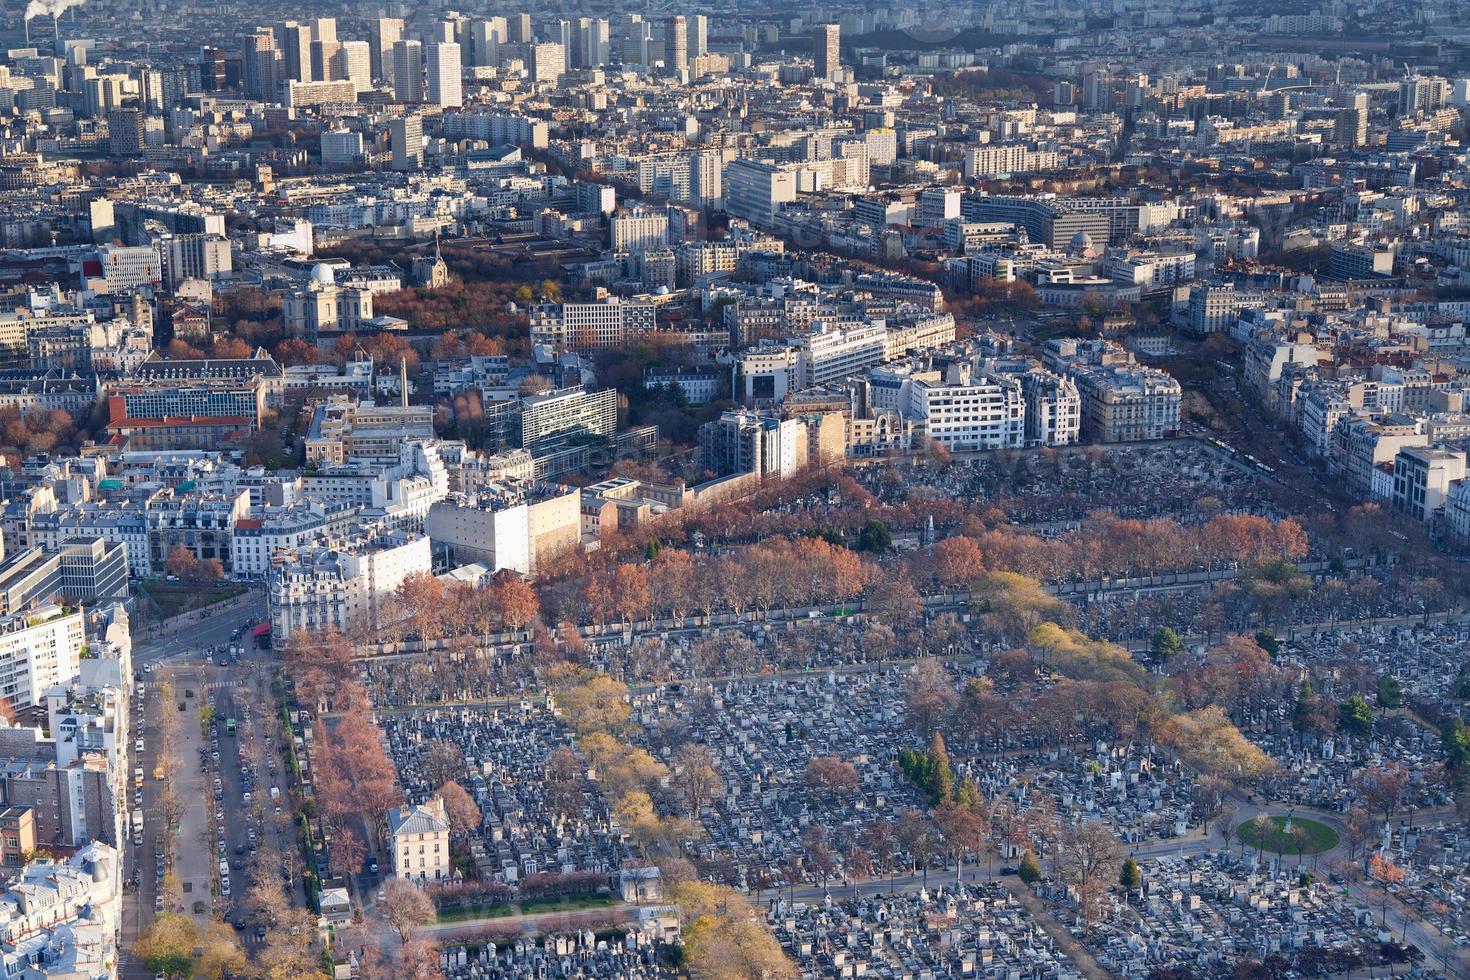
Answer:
225;718;237;736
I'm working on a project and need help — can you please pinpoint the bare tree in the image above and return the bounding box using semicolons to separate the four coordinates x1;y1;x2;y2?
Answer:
1056;819;1120;925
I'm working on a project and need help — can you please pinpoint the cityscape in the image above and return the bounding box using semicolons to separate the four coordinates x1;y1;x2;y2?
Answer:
0;0;1464;977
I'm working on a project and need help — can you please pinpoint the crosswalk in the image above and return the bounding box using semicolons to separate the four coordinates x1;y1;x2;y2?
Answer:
138;679;244;691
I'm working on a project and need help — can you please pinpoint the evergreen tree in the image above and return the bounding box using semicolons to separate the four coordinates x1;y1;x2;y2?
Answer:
1443;718;1470;772
1150;627;1182;664
1017;851;1041;884
1338;695;1374;740
928;731;954;804
1376;674;1403;710
1120;856;1142;893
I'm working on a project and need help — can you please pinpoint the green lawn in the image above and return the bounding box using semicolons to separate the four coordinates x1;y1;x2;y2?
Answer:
1238;814;1338;856
140;581;247;619
436;894;616;924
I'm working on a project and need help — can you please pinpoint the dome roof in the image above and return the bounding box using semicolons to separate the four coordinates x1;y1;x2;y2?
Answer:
310;263;335;285
1069;230;1096;254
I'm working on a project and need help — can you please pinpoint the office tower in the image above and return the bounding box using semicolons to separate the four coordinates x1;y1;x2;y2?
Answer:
338;41;371;93
200;46;226;91
426;42;461;107
690;14;708;57
369;17;403;84
813;23;839;81
242;30;279;100
311;39;340;84
310;17;336;43
136;67;164;112
575;17;609;68
390;113;423;170
107;108;143;155
509;13;532;43
469;18;505;67
436;20;457;44
553;19;573;65
392;39;424;102
531;42;565;84
665;15;687;72
280;21;313;83
620;16;651;66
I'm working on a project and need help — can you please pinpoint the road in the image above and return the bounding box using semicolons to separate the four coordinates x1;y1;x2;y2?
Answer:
118;590;305;978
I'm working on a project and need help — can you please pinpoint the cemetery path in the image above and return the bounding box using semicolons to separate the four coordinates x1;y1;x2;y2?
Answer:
1003;878;1115;980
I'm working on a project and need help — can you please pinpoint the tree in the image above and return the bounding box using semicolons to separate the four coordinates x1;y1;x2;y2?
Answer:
1017;850;1041;884
674;743;721;819
545;746;585;820
328;827;367;878
804;756;859;797
421;740;465;788
382;878;436;942
437;781;482;839
673;881;797;980
193;920;247;980
133;913;197;978
1355;764;1408;823
1120;856;1142;897
553;672;631;734
1057;819;1119;924
1292;678;1333;736
933;799;984;884
1376;674;1403;710
857;519;892;553
1337;696;1374;740
1150;626;1183;664
162;546;198;581
1443;717;1470;772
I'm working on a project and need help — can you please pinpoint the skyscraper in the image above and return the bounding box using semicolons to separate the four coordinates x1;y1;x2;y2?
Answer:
311;39;340;85
509;13;532;43
690;14;708;58
390;114;423;170
241;30;278;100
665;15;687;73
280;21;313;83
426;41;462;107
338;40;371;93
392;39;423;103
469;18;505;67
107;108;143;156
814;23;839;81
369;17;403;84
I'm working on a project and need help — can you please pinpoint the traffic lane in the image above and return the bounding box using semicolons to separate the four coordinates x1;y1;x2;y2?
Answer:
210;684;259;937
134;596;267;666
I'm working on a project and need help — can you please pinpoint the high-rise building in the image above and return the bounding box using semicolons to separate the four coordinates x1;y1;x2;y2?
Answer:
469;18;505;66
200;46;226;91
664;15;688;72
311;39;340;84
576;17;609;68
426;42;461;107
332;41;370;93
390;114;423;170
391;39;424;102
814;23;839;81
241;30;279;100
508;13;532;43
531;42;565;84
280;21;313;83
107;108;143;156
369;17;403;84
690;14;708;57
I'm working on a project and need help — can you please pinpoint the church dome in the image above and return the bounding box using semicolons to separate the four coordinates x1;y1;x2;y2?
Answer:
309;263;335;285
